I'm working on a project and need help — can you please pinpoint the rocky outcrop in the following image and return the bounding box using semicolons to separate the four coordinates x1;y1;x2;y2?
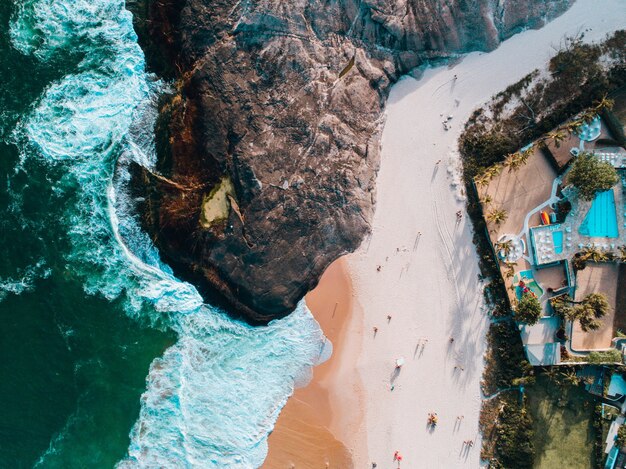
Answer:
134;0;572;323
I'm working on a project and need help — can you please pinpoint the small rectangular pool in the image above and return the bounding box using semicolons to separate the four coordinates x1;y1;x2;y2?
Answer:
552;230;564;254
578;190;619;238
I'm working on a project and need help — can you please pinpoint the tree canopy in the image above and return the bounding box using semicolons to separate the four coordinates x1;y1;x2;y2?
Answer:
515;293;542;325
568;152;619;200
551;292;610;332
617;425;626;448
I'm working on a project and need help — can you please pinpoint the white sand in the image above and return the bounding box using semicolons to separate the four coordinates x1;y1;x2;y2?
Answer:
337;1;626;467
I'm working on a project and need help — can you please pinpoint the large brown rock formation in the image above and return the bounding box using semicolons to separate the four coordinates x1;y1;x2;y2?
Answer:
134;0;573;323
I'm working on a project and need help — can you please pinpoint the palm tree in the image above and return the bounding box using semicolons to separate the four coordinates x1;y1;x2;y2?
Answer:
562;292;610;332
594;95;614;113
495;240;513;257
579;246;609;263
547;130;567;148
476;173;491;187
486;164;503;179
559;369;580;386
480;194;493;205
487;208;508;225
505;148;533;172
503;262;516;279
544;366;561;383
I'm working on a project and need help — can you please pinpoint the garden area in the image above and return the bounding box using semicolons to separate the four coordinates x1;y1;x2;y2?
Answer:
526;374;598;468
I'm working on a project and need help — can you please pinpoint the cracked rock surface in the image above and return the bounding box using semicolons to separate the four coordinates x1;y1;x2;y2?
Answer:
134;0;572;323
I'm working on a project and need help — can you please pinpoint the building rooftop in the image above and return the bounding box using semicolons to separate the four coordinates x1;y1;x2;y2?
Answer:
524;343;561;366
520;316;560;346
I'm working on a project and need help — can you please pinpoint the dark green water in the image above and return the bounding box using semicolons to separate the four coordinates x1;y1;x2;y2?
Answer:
0;1;327;467
0;2;175;467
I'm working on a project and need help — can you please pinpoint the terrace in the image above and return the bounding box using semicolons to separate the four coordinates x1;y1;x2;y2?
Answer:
571;264;621;351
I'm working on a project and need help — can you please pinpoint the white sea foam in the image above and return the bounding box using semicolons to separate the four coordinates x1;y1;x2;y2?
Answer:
11;1;327;467
0;259;51;302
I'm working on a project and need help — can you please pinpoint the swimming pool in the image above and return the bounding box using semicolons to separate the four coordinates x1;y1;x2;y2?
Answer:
513;270;544;300
578;190;619;238
552;230;564;254
608;374;626;398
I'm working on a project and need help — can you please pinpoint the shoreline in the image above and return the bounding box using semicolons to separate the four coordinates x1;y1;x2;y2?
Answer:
265;1;626;467
263;258;363;468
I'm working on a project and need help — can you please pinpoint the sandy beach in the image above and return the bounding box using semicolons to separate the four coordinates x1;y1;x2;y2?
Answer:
264;259;363;468
266;1;626;467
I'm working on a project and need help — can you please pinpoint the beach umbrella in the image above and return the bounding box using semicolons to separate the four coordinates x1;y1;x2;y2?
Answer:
395;357;405;368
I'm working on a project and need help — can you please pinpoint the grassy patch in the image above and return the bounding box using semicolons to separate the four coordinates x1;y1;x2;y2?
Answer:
526;374;597;469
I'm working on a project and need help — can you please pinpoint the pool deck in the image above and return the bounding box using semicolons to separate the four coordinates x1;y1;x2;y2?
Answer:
530;183;626;268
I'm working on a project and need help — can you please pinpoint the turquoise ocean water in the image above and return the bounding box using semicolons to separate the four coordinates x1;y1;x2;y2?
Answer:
0;1;328;467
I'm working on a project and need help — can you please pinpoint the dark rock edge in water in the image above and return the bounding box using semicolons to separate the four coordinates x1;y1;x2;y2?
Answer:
128;0;574;324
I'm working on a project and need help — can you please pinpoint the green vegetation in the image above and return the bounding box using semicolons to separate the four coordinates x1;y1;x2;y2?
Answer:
494;398;535;469
483;322;534;395
588;350;623;364
551;293;610;332
616;425;626;448
487;208;508;225
480;394;534;469
567;152;619;200
526;374;597;469
593;404;606;469
572;247;614;271
460;32;625;181
515;293;542;326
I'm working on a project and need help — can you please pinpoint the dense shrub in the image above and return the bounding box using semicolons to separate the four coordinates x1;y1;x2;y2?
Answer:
588;350;623;364
567;152;619;200
515;293;542;325
483;322;534;394
617;425;626;448
494;399;535;469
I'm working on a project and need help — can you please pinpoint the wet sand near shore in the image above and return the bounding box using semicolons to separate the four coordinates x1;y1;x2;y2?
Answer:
263;258;361;469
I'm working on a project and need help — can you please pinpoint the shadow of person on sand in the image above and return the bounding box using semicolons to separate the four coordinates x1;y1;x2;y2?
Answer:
431;165;440;182
390;366;401;385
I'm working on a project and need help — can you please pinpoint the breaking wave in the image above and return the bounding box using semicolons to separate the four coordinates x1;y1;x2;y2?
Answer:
10;1;327;467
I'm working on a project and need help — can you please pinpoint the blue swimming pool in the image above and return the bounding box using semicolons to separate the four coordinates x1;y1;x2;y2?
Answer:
608;374;626;398
578;190;619;238
552;230;564;254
